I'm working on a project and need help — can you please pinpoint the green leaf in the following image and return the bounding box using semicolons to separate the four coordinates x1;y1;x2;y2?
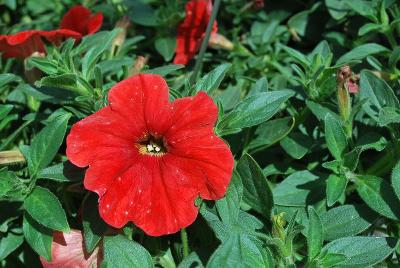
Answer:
324;114;347;160
342;148;362;172
27;113;71;177
215;170;243;228
155;37;176;61
356;175;400;220
207;233;274;268
126;0;159;26
307;207;323;261
326;174;347;206
247;117;294;153
249;77;268;95
280;45;310;67
321;205;378;241
237;154;273;218
195;63;231;94
358;23;382;36
273;171;325;207
377;106;400;126
336;43;389;65
23;213;53;261
38;161;84;182
391;160;400;201
322;236;398;267
325;0;350;20
144;64;184;76
83;194;109;253
35;74;79;92
0;73;20;89
280;131;312;159
0;169;26;199
319;252;347;268
218;90;294;135
24;186;70;232
81;30;120;80
103;235;153;268
306;100;340;122
0;232;24;261
360;70;400;120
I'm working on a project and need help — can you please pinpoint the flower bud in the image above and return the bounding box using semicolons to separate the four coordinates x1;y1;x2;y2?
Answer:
129;55;149;76
208;33;234;51
112;16;131;53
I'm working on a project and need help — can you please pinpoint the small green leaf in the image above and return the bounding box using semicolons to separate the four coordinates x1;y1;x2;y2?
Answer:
356;175;400;220
273;171;325;207
326;174;347;207
324;114;347;160
0;232;24;261
126;0;159;26
24;186;70;232
336;43;389;65
307;207;323;261
280;132;312;159
38;161;84;182
247;117;295;153
103;235;153;268
321;205;378;241
322;236;398;267
195;63;231;94
207;233;274;268
27;113;71;177
155;37;176;61
219;90;294;135
23;213;53;261
237;154;273;218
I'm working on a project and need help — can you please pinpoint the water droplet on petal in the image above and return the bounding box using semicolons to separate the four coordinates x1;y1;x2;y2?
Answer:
124;210;129;216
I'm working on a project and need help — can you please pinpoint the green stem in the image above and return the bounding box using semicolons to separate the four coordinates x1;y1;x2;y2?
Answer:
181;228;189;258
189;0;222;85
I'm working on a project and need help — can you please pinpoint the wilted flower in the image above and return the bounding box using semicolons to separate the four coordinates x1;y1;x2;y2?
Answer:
66;74;234;236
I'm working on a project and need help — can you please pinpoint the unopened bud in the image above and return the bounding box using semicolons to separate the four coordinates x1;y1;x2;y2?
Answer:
208;33;234;51
129;55;149;76
112;16;131;53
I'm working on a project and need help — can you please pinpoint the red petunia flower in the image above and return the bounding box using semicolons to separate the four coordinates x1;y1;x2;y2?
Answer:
173;0;218;65
0;29;81;59
40;229;102;268
60;5;103;36
66;74;234;236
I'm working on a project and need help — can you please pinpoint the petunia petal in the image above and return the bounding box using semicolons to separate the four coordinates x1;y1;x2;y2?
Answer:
66;106;140;167
40;229;101;268
108;74;170;136
99;158;198;236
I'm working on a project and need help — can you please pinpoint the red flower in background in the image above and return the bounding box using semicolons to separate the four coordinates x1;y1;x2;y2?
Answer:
0;29;81;59
0;5;102;59
40;230;102;268
66;74;234;236
174;0;218;65
60;5;103;36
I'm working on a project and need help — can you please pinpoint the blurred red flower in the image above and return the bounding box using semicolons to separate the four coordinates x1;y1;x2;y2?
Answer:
174;0;218;65
40;229;102;268
0;29;81;59
66;74;234;236
60;5;103;36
